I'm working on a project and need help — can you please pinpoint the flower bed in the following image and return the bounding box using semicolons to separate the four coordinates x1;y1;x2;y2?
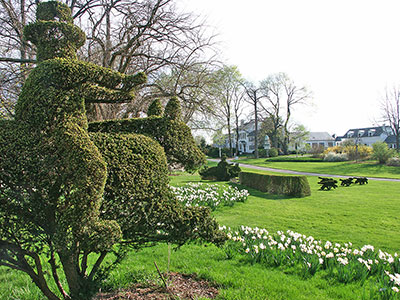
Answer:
171;183;249;210
221;225;400;298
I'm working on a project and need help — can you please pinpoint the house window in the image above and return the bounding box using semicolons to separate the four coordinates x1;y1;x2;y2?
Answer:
328;142;334;147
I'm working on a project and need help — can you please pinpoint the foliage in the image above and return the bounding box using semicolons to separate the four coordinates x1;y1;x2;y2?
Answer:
199;155;241;181
324;144;372;161
323;152;349;162
0;3;222;300
206;147;232;158
268;147;279;157
89;101;206;172
257;148;268;158
372;142;396;164
239;172;311;197
147;99;163;116
223;225;400;297
170;183;249;210
164;96;182;120
387;157;400;167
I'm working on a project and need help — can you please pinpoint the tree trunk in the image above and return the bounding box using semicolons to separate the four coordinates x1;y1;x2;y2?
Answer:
59;252;85;300
254;97;259;159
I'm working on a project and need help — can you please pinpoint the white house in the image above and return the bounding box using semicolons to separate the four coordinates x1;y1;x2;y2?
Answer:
303;132;336;150
336;126;394;147
218;120;270;154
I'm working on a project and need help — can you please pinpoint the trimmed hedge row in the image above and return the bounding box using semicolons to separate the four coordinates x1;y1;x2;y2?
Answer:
239;172;311;197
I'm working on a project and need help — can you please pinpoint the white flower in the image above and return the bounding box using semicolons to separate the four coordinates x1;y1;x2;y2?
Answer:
392;287;399;293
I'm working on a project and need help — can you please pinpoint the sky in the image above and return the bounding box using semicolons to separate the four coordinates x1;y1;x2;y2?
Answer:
177;0;400;136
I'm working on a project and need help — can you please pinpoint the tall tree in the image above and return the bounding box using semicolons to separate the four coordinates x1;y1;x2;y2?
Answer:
381;86;400;152
260;73;311;154
210;65;244;157
0;0;219;122
243;81;264;158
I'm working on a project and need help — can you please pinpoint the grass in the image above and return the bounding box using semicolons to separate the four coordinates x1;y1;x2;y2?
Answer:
234;157;400;179
1;167;400;300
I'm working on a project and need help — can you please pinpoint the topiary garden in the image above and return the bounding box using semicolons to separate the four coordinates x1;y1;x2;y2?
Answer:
0;2;224;300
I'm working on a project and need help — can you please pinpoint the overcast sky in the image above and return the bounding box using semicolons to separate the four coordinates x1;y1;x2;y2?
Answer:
177;0;400;136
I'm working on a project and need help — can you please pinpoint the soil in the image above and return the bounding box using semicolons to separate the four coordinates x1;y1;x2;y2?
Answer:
93;272;219;300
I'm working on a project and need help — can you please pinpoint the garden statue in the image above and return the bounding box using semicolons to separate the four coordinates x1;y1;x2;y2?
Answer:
199;155;241;181
0;2;223;300
318;177;338;190
340;177;354;187
355;177;368;185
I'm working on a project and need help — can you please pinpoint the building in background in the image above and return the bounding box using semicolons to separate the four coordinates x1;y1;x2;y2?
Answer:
336;126;394;147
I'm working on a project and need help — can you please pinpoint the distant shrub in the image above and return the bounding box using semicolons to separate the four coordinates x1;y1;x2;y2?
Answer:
324;145;372;160
268;147;279;157
372;142;395;164
323;152;349;162
207;147;231;158
386;156;400;166
199;155;241;181
239;172;311;198
258;148;267;158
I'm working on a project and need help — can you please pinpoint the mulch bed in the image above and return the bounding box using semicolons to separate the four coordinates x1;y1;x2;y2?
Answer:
93;272;219;300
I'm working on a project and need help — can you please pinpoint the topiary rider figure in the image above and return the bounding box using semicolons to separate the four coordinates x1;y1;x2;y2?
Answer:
0;2;223;300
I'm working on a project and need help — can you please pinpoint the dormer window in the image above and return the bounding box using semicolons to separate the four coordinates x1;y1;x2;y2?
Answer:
368;129;375;137
347;131;354;138
358;130;364;137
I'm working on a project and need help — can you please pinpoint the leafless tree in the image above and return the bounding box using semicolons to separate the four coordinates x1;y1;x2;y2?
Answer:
381;86;400;152
242;81;264;158
233;86;246;156
0;0;220;123
208;65;245;157
260;73;311;154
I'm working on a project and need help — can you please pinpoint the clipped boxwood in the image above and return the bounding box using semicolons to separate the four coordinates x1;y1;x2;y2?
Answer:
89;106;205;172
239;172;311;197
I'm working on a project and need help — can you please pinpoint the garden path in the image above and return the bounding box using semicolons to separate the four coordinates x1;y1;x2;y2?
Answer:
207;159;400;182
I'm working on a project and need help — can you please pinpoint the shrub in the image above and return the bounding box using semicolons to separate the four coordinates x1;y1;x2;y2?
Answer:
199;155;241;181
164;96;182;120
239;172;311;197
372;142;395;164
323;152;349;162
258;148;268;158
268;147;279;157
387;156;400;166
324;145;372;161
207;147;231;158
147;99;163;116
89;102;206;173
0;3;223;300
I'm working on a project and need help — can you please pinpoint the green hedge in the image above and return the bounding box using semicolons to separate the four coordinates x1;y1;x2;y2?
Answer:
239;172;311;197
89;113;205;172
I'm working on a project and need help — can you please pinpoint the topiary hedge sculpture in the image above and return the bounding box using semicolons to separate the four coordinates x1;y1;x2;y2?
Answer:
199;155;241;181
0;2;222;300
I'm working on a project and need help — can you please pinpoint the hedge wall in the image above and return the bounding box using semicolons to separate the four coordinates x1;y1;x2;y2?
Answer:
239;172;311;197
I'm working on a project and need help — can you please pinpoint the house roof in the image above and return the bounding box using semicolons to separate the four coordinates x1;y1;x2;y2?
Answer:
385;135;397;143
306;132;334;141
341;126;392;138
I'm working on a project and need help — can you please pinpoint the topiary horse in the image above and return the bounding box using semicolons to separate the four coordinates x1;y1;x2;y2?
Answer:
0;2;222;300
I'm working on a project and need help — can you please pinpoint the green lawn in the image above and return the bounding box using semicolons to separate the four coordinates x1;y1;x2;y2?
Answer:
234;157;400;179
1;169;400;300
